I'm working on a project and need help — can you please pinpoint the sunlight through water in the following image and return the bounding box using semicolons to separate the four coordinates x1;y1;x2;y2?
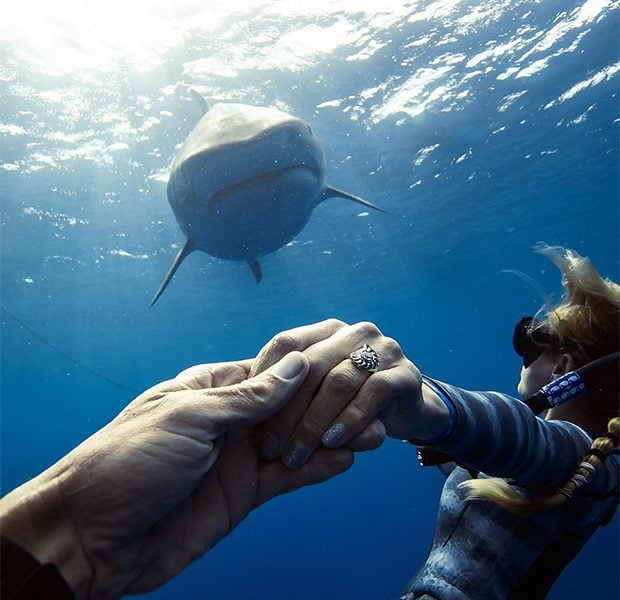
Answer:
2;0;617;176
1;2;619;598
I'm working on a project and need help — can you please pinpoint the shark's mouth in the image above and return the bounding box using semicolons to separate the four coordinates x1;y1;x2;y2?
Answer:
206;165;321;212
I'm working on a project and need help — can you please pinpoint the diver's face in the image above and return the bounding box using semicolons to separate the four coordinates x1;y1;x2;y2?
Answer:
517;351;557;398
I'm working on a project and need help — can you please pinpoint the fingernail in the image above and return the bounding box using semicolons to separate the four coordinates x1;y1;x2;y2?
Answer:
260;432;281;460
282;440;308;469
322;422;346;448
270;353;303;380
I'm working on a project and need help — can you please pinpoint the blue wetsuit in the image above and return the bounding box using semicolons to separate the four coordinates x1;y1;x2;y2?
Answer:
401;378;619;600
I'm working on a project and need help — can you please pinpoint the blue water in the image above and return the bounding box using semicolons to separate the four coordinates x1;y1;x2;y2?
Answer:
1;1;618;598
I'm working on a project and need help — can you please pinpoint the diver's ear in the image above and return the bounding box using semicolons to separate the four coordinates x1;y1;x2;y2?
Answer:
552;352;576;379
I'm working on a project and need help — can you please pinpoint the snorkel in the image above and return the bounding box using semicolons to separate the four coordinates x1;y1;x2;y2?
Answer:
513;315;619;414
523;352;619;415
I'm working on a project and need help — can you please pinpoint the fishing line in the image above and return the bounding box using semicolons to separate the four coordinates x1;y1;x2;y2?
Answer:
1;305;139;394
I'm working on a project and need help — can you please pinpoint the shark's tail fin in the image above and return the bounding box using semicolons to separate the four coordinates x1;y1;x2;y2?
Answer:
150;238;194;306
323;186;386;213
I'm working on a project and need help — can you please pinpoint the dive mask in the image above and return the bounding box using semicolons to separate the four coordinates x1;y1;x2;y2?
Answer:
513;316;556;368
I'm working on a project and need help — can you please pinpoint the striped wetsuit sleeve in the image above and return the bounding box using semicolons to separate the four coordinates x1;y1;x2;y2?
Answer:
425;379;593;490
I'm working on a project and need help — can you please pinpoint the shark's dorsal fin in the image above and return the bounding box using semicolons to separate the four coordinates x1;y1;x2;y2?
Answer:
247;259;262;283
150;238;195;306
189;88;210;114
322;186;386;213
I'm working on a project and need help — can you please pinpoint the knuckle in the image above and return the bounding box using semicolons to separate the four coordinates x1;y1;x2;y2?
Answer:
392;362;422;393
323;317;346;328
297;412;325;436
268;333;301;356
323;367;360;392
353;321;382;338
245;378;269;400
347;401;369;422
175;365;202;380
362;375;394;409
366;370;388;392
383;336;403;358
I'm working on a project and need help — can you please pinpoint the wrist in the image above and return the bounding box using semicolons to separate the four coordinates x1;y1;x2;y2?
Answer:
407;378;457;444
0;466;94;599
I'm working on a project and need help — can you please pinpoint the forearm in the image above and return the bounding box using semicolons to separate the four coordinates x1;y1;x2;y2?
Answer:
0;467;93;599
429;380;591;487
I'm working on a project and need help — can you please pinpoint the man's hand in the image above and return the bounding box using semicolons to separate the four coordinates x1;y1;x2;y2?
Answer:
0;352;353;599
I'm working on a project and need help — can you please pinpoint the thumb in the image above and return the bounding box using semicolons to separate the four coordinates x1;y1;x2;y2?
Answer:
201;351;309;435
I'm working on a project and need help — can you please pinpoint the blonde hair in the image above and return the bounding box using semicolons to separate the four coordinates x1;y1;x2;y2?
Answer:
460;244;620;513
534;243;620;364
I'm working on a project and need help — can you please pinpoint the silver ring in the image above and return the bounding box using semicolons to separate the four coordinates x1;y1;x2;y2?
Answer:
350;343;380;372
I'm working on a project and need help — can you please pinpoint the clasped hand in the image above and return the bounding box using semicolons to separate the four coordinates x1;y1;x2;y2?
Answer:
251;318;424;466
0;319;423;600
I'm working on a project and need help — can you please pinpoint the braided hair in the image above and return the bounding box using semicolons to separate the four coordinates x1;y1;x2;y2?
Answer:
460;418;619;512
460;244;620;513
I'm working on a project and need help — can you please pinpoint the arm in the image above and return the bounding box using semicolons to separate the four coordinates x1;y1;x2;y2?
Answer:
428;379;593;488
247;319;592;491
0;353;354;599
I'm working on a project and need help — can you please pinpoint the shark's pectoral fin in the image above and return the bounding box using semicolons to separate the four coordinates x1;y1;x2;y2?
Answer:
150;239;195;307
248;259;262;283
189;88;210;114
323;185;386;213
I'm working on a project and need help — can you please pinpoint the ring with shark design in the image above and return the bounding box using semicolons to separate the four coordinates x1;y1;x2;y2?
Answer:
350;344;381;372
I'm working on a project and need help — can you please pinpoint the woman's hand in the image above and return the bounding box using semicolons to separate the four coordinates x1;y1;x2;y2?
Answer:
251;319;426;468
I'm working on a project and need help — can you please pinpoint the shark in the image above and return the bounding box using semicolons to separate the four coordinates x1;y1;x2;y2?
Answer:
150;90;384;306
